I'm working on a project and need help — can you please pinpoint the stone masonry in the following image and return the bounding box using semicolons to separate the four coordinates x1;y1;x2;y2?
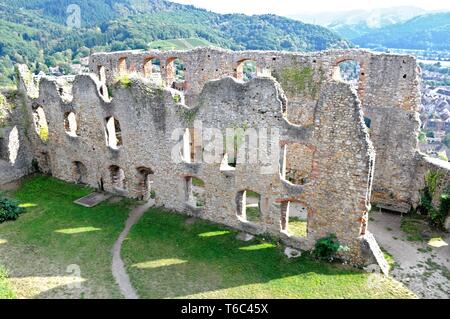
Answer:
2;47;448;267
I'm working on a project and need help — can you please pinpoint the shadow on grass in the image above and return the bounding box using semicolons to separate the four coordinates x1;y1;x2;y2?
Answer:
0;175;131;299
121;208;401;299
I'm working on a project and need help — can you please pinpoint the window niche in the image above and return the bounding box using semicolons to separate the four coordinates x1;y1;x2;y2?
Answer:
280;143;313;186
105;116;122;150
64;112;79;137
32;105;49;143
109;165;125;190
236;190;261;223
136;167;154;201
185;176;205;209
280;201;308;238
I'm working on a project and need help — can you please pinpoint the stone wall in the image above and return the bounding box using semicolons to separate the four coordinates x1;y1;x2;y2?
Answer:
0;90;34;185
7;47;437;267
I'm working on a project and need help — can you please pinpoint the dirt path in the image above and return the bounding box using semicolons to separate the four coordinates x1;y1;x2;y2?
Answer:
112;199;154;299
370;210;450;299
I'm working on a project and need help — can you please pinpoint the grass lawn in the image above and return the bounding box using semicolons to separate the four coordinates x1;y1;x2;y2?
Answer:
400;214;442;242
0;175;417;299
0;176;132;299
288;218;307;238
122;209;416;299
0;265;15;299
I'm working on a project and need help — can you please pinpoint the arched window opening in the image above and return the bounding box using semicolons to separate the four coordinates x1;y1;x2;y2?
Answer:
236;60;257;82
32;106;49;142
105;117;122;149
64;112;79;137
166;58;186;90
333;60;361;89
280;144;313;186
280;201;308;238
109;165;125;190
136;167;154;201
98;65;109;99
143;58;163;85
236;190;261;223
185;176;205;208
72;161;88;184
118;57;127;75
98;65;106;83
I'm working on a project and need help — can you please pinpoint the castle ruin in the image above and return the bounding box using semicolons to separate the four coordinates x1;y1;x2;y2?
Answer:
1;47;449;269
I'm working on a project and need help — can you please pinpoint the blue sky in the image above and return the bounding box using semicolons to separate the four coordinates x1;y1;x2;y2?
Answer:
171;0;450;15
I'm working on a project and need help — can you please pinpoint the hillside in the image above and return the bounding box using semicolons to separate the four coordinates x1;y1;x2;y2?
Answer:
292;6;426;40
352;12;450;50
0;0;349;86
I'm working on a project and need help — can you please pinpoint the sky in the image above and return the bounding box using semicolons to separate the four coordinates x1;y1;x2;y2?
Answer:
170;0;450;15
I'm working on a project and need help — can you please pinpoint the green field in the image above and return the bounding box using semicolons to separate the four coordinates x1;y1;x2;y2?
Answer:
122;209;415;299
0;176;132;298
0;176;415;299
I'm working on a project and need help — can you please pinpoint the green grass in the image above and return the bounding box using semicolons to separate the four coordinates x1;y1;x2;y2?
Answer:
400;214;440;242
192;177;205;187
380;247;398;270
288;218;307;238
122;209;415;299
0;265;15;299
245;206;260;223
0;175;132;298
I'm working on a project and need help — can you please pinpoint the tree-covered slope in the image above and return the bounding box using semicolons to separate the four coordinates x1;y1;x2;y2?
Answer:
0;0;349;86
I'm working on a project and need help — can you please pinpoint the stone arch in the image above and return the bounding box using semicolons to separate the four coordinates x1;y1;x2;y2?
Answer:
166;57;186;90
136;166;154;200
72;161;88;184
235;59;257;82
331;58;367;100
236;190;262;223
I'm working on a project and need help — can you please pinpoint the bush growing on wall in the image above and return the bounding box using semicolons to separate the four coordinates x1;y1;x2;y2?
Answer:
313;234;343;262
0;198;25;223
419;172;449;229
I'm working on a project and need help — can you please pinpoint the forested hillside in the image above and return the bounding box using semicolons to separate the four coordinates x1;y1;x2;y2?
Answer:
352;12;450;50
0;0;349;86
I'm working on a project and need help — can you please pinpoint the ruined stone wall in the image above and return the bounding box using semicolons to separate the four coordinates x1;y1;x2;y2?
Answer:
362;55;422;212
89;48;424;213
0;90;34;184
9;47;431;266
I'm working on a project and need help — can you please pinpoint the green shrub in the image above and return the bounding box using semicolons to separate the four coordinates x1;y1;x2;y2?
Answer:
419;173;449;229
173;94;182;104
0;198;25;223
313;234;341;262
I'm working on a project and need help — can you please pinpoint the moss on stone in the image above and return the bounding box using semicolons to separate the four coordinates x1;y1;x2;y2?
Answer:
115;75;132;88
275;66;315;96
